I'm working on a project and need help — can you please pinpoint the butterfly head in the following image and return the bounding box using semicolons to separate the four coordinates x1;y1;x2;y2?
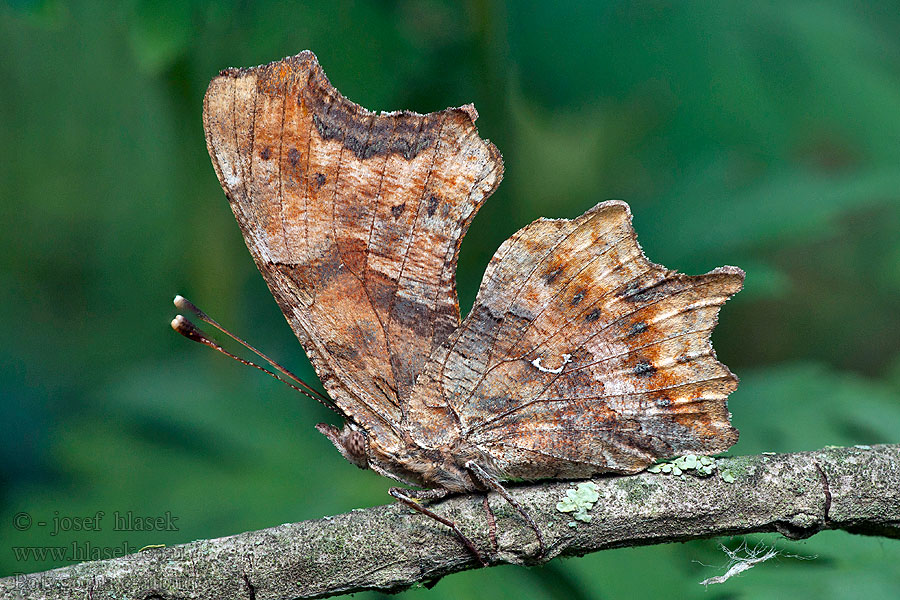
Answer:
315;422;369;469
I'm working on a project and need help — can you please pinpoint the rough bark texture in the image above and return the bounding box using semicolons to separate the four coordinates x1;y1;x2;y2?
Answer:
2;444;898;599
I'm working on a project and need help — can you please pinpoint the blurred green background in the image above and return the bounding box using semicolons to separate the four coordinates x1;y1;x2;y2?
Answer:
2;0;899;597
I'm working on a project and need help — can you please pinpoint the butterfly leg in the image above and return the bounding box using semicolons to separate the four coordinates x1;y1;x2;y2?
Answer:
465;461;546;559
482;494;498;553
388;487;488;567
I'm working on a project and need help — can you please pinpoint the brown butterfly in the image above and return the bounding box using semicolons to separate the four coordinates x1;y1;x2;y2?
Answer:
176;50;743;563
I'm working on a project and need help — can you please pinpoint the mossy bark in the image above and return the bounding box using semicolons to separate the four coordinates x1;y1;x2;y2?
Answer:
2;444;898;599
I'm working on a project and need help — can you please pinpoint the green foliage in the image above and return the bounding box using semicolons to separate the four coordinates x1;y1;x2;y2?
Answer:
1;0;898;597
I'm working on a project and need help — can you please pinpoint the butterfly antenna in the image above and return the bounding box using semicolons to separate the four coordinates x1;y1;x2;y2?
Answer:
173;295;330;403
171;307;339;415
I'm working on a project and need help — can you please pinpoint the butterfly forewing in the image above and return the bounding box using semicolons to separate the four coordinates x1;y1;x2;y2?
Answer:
202;52;503;439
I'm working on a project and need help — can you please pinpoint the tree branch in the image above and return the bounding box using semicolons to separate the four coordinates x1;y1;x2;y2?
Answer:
3;444;898;599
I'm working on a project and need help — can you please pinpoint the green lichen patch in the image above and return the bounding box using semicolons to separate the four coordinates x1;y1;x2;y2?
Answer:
556;481;600;523
647;454;717;477
716;454;758;481
616;477;659;503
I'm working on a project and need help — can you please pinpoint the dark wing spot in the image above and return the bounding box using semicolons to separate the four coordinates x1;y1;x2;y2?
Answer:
544;266;564;285
626;321;648;338
571;291;585;306
508;303;536;321
391;296;434;338
585;308;602;322
260;147;271;160
633;360;657;377
288;147;301;167
470;395;517;416
349;324;378;348
305;85;439;161
315;173;326;188
324;340;360;361
343;133;368;158
619;279;669;303
312;112;344;141
391;203;406;218
426;195;439;217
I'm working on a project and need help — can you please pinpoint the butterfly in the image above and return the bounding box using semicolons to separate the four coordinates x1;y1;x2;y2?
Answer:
180;50;743;563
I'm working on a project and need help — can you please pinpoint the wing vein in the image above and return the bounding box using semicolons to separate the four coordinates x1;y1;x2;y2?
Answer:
472;374;735;437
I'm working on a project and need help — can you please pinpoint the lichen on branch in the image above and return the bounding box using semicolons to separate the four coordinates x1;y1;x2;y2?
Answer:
1;445;898;600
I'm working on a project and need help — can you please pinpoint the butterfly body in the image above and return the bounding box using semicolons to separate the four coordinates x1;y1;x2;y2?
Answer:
201;52;743;544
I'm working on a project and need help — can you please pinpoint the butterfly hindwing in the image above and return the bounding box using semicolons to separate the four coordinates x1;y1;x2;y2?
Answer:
410;201;743;478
